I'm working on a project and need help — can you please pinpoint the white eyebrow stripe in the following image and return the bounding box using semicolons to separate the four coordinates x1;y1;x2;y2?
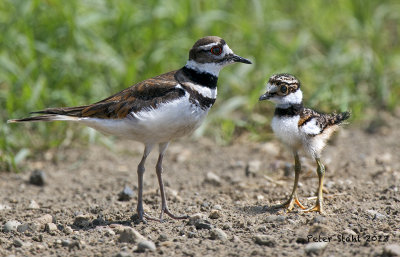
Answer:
198;42;220;50
222;45;233;55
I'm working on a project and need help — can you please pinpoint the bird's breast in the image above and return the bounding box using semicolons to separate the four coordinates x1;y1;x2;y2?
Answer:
271;115;302;148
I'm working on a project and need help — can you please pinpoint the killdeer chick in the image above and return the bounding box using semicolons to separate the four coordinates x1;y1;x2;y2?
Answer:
259;73;350;213
8;36;251;222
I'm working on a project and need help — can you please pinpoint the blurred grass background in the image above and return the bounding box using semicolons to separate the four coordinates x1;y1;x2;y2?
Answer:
1;0;399;171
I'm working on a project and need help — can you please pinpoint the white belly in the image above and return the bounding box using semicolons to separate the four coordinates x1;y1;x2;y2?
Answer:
79;93;209;144
271;116;302;149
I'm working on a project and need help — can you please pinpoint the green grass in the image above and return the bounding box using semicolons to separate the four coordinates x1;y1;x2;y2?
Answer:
1;0;400;171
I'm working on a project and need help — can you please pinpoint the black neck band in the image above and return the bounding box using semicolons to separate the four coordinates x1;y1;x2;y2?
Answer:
182;66;218;89
274;103;304;117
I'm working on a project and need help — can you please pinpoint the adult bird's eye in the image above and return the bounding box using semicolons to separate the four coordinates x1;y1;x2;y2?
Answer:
280;85;287;93
210;46;222;55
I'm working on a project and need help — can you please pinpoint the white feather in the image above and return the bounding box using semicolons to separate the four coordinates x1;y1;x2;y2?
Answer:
78;92;209;144
300;118;321;136
271;115;302;149
185;82;217;99
185;60;222;77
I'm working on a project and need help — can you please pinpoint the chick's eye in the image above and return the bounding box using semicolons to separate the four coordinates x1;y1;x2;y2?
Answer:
211;46;222;55
280;85;287;93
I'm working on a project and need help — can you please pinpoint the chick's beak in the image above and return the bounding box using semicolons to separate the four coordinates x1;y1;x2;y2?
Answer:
259;93;270;101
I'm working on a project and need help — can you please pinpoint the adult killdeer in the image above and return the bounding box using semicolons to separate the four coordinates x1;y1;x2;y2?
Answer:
259;73;350;213
8;36;252;222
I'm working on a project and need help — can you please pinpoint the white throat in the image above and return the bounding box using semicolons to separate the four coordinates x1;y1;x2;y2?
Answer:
275;90;303;108
185;60;222;77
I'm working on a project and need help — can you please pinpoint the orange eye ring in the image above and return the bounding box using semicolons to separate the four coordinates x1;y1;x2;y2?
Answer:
210;46;222;55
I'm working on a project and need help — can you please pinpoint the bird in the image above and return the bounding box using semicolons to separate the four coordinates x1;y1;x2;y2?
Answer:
8;36;252;222
259;73;350;213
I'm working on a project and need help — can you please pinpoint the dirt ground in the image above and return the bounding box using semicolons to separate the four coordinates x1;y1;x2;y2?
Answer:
1;112;400;257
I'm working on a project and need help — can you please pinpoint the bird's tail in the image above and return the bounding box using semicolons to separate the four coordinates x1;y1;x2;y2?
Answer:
7;106;87;123
332;111;351;125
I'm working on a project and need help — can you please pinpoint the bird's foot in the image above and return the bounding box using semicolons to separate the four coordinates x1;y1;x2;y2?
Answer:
267;196;306;212
132;212;159;224
159;207;190;222
301;200;324;214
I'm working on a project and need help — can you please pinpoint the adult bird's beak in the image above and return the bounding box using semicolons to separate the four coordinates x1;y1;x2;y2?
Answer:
230;54;252;64
259;93;270;101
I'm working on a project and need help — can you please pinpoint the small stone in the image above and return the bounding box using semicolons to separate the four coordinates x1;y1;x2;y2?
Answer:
45;223;58;233
158;233;168;242
188;213;206;225
209;209;221;219
367;210;386;220
0;204;11;210
210;228;228;241
28;200;40;209
343;229;357;236
383;244;400;257
36;214;53;225
260;142;280;157
253;234;276;247
195;220;213;230
265;215;285;223
304;242;328;255
136;240;156;252
13;239;24;247
308;224;332;236
64;226;73;235
376;153;392;164
118;186;134;201
118;227;146;243
73;214;91;228
245;160;261;177
3;220;21;232
17;223;30;233
29;170;46;186
213;204;222;211
205;172;221;186
310;216;326;224
256;195;264;202
114;252;132;257
104;228;115;237
61;239;71;247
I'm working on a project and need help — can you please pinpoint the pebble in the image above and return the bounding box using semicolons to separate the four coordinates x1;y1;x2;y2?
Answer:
188;213;206;225
3;220;21;232
195;220;213;230
61;239;71;247
210;228;228;241
366;210;386;220
253;234;276;247
118;186;134;201
36;214;53;225
245;160;261;177
265;215;285;223
104;228;115;237
310;216;326;224
17;223;30;233
383;244;400;257
205;172;221;186
158;233;168;242
13;239;24;247
304;242;328;255
114;252;132;257
28;200;40;209
213;204;222;211
136;240;156;252
0;204;11;210
260;142;280;157
73;214;91;228
29;170;46;186
343;228;357;236
209;209;221;219
376;153;392;164
64;226;73;235
256;195;264;202
118;227;146;243
45;223;58;233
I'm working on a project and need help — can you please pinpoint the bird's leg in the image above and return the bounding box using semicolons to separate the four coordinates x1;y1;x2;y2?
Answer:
303;158;325;214
156;142;189;222
274;151;306;211
135;144;157;223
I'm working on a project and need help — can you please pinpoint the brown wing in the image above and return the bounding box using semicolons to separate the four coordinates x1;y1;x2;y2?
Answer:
33;71;185;119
